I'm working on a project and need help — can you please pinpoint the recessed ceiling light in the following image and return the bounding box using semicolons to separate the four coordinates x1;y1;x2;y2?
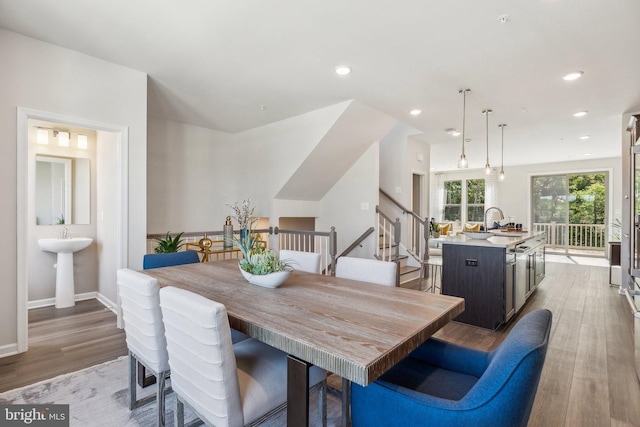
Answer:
563;71;583;81
573;111;588;117
445;128;461;136
335;66;351;76
410;109;422;116
579;135;591;140
584;153;592;156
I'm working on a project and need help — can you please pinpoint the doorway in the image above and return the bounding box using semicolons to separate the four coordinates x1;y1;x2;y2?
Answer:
531;172;609;257
17;108;129;353
412;172;425;253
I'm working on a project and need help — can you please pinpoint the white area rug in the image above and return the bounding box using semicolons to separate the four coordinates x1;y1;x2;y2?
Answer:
0;356;341;426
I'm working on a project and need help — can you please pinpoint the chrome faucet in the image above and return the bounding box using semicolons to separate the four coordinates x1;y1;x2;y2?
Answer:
61;226;71;239
484;207;505;230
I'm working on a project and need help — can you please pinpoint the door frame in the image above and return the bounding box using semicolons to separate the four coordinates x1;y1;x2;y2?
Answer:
16;107;129;353
530;168;612;257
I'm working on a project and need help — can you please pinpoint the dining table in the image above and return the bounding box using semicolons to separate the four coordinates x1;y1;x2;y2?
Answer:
143;259;464;427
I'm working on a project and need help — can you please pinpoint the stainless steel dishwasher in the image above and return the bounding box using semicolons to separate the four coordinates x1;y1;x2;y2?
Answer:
515;243;531;313
624;281;640;381
505;250;516;322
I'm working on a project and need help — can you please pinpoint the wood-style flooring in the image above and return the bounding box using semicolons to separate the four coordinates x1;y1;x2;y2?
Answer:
0;299;127;393
434;259;640;427
1;261;639;427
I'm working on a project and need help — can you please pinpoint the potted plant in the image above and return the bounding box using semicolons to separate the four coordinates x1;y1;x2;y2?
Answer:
432;222;441;238
154;231;185;253
227;201;291;288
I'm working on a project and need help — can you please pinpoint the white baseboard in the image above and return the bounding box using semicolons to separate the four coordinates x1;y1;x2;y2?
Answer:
96;292;117;314
0;342;19;358
28;291;98;310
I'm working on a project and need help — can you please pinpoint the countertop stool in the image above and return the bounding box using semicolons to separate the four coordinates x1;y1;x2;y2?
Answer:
426;257;442;294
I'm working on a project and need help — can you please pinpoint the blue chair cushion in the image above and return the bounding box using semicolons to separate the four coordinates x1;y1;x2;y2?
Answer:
351;309;552;427
379;357;479;401
143;251;200;270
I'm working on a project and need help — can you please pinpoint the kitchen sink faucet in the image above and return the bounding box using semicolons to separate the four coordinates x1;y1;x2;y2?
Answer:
484;207;505;230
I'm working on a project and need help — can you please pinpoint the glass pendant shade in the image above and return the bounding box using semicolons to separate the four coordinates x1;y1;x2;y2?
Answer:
458;89;471;169
498;123;507;181
483;109;492;175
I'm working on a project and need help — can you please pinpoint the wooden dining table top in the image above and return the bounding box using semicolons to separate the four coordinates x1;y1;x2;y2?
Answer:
143;259;465;386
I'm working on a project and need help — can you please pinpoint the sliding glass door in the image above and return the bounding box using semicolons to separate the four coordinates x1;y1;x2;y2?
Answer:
532;172;607;256
532;175;569;253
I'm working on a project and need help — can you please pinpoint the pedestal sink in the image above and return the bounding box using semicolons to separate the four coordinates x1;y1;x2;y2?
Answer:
38;237;93;308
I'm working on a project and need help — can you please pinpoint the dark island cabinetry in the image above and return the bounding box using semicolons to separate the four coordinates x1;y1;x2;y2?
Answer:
441;233;544;330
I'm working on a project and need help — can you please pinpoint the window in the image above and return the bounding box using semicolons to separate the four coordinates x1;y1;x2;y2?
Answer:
442;179;485;223
443;180;462;221
466;179;486;222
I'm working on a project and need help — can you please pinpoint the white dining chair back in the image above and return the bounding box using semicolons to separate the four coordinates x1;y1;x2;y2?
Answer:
335;257;397;287
159;286;327;427
117;268;170;427
279;249;322;274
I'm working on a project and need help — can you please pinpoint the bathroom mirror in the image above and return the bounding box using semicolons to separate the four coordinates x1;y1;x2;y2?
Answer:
35;155;90;225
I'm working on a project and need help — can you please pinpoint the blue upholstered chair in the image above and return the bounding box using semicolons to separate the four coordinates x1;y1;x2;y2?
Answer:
142;250;200;270
351;309;552;427
143;249;249;345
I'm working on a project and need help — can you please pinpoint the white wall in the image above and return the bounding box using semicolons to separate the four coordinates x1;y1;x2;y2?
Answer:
148;104;388;258
0;28;147;355
97;131;119;305
147;103;348;234
318;143;380;258
430;157;622;231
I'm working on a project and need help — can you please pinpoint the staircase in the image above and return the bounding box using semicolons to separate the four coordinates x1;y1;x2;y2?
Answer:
375;206;423;286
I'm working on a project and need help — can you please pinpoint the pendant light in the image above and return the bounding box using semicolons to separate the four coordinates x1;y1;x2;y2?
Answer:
457;89;471;168
483;109;492;174
498;123;507;180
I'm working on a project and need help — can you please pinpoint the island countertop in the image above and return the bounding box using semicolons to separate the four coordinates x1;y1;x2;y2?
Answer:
435;231;544;248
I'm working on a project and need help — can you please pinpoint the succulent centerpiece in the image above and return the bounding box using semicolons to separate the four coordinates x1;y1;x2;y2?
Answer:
226;199;291;288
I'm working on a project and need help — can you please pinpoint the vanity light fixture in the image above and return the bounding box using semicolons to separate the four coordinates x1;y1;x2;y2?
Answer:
410;109;422;116
55;130;70;147
573;111;588;117
457;89;471;169
335;65;351;76
37;128;48;145
563;71;583;81
77;134;88;149
498;124;507;180
483;109;493;175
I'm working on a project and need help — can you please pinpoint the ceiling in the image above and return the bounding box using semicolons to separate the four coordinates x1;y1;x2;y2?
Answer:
1;0;639;171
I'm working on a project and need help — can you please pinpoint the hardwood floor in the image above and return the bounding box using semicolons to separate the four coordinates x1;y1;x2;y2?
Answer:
0;299;127;393
433;259;640;427
2;261;639;427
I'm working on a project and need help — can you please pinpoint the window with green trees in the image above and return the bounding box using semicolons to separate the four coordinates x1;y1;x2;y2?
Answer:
467;179;486;222
443;179;485;222
443;180;462;221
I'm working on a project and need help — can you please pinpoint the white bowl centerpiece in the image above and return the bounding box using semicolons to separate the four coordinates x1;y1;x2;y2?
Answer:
227;200;291;288
463;231;495;240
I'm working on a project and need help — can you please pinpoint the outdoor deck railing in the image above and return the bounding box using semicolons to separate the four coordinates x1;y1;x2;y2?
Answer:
533;222;606;251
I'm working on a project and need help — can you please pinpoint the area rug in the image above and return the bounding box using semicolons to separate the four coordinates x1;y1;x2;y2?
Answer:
0;356;341;426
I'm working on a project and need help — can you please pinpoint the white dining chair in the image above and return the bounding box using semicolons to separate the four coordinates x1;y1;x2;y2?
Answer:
159;286;327;427
334;256;398;424
279;249;322;274
335;256;397;287
117;268;170;427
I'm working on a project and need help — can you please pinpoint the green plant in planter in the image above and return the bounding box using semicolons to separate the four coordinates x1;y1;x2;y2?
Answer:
154;231;185;253
229;200;290;275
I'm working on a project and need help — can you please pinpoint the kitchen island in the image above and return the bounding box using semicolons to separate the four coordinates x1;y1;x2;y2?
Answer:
439;231;546;330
